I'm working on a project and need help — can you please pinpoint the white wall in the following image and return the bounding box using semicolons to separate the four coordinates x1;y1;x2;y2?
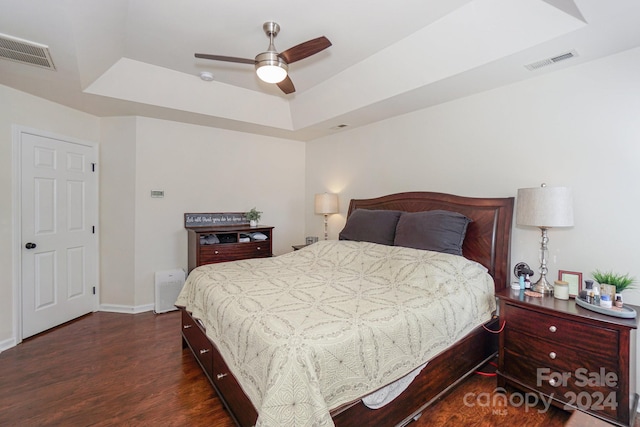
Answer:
100;117;137;307
306;46;640;388
0;85;100;347
110;117;306;310
306;46;640;298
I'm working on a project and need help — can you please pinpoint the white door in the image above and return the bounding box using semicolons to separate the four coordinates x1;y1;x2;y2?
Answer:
20;131;98;338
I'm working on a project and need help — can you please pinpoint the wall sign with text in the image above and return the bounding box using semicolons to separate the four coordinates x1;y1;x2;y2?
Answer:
184;212;248;227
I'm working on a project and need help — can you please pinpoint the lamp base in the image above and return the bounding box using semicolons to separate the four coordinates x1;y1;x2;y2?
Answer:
532;276;554;295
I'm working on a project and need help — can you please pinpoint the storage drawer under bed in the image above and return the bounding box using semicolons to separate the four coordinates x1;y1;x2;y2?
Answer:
181;310;213;380
181;309;258;427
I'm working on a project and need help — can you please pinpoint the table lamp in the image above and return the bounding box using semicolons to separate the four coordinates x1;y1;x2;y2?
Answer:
516;184;574;295
314;193;338;240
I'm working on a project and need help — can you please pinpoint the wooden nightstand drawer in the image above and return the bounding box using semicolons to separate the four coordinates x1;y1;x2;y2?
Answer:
503;348;619;420
503;303;618;357
504;329;618;378
503;328;620;405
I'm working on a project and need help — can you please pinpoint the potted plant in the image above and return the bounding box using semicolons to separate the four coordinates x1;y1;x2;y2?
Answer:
592;269;636;293
245;207;262;227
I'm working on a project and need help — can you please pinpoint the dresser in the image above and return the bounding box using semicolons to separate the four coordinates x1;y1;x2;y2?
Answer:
496;288;638;426
186;224;273;272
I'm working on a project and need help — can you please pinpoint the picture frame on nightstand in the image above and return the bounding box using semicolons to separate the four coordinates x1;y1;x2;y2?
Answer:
558;270;582;298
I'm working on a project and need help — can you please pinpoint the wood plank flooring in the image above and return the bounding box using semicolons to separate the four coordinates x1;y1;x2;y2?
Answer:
0;311;573;426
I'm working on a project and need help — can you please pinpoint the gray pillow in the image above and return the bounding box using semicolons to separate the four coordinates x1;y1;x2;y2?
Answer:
394;210;471;255
339;209;403;246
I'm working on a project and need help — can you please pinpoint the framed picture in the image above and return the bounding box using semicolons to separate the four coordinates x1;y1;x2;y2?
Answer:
558;270;582;298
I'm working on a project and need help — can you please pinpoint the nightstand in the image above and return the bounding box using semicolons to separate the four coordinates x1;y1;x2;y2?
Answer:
496;288;638;427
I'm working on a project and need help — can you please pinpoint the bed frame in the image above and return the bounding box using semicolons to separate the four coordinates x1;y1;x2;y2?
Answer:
181;191;514;427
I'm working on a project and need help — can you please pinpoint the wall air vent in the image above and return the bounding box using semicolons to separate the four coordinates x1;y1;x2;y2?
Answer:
525;50;578;71
0;33;56;70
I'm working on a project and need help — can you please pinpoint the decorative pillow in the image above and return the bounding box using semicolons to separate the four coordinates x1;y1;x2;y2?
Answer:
394;210;471;255
339;209;403;246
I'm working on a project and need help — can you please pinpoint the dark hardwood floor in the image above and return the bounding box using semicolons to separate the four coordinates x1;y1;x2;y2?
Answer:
0;311;573;426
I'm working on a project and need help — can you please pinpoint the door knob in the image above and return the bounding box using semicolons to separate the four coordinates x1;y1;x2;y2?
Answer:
25;242;37;249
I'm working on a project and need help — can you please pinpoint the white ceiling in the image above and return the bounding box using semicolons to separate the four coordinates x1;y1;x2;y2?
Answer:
1;0;639;141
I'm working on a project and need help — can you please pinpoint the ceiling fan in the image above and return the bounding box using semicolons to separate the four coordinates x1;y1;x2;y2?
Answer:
195;22;331;94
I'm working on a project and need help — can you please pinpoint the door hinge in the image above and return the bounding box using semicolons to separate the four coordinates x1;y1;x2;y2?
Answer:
92;286;96;295
91;163;96;172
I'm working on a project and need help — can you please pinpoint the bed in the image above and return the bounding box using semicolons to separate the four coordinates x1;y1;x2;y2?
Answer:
176;191;514;427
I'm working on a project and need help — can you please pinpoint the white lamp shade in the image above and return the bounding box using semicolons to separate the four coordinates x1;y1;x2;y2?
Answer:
314;193;338;214
516;185;574;228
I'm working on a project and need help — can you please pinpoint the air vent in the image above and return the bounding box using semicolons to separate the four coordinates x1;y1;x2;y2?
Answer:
525;50;578;71
0;33;55;70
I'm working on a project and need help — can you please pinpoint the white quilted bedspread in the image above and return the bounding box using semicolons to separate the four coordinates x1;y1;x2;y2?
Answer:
175;240;495;427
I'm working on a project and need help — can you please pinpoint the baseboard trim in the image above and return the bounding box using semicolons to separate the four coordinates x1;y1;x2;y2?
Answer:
99;303;154;314
0;336;17;353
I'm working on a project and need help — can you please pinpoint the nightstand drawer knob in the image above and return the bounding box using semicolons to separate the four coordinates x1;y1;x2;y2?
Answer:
183;324;193;329
549;378;557;386
549;325;557;333
199;348;210;355
217;373;228;380
257;246;261;250
214;250;219;255
549;352;557;359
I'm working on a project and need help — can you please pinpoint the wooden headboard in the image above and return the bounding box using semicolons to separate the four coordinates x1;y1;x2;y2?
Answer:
347;191;514;291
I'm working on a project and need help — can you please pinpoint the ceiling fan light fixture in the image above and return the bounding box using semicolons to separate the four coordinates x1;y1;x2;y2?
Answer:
256;64;287;83
195;22;331;94
255;52;288;83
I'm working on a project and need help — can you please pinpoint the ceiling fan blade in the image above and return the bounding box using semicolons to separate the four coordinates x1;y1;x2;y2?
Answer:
279;36;331;64
195;53;255;65
277;76;295;94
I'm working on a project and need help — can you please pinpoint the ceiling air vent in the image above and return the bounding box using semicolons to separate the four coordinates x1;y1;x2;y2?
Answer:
0;33;55;70
525;50;578;71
